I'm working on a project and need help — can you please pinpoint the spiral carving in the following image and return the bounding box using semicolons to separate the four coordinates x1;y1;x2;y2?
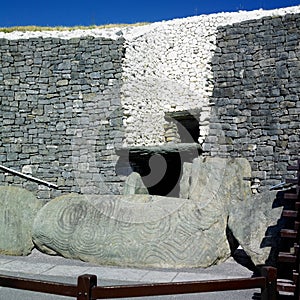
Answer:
32;193;231;268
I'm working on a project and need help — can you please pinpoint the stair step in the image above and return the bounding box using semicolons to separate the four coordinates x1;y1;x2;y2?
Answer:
277;161;300;297
278;252;297;263
277;279;296;294
287;165;300;171
284;193;298;200
293;272;299;283
281;229;298;238
286;178;299;185
282;210;298;218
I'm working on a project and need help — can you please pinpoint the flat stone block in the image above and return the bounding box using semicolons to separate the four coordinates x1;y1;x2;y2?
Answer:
140;271;178;283
42;265;90;277
86;266;149;282
0;186;44;256
0;261;53;274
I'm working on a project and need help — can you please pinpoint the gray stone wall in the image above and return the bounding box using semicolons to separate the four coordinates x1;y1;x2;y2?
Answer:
0;36;125;199
120;6;300;146
203;13;300;189
1;7;300;198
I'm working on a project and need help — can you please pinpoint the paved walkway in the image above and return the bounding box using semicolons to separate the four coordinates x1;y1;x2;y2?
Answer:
0;249;254;283
0;249;260;299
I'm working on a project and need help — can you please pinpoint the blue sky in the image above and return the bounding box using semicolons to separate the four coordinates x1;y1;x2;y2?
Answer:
1;0;300;27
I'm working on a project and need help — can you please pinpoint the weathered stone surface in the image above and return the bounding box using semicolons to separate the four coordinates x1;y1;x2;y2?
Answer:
33;193;230;268
186;157;254;262
123;172;149;195
0;186;44;255
188;157;252;205
228;191;283;265
179;157;281;266
179;162;192;199
204;11;300;188
32;157;276;269
1;36;125;200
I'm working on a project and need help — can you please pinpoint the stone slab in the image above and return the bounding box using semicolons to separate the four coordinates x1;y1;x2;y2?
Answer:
42;265;91;277
228;191;283;265
0;186;44;256
85;266;149;282
32;193;230;268
0;261;54;274
123;172;149;195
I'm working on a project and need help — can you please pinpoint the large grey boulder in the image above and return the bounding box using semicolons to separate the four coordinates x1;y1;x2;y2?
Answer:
123;172;149;195
228;190;282;265
183;156;252;205
179;162;192;199
186;157;282;266
0;186;44;255
182;157;254;260
32;193;230;268
31;157;282;268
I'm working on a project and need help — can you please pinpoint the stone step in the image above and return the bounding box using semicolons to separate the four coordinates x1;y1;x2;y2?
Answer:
286;178;300;185
278;252;297;263
287;165;300;171
280;229;298;239
277;279;296;296
284;193;298;200
282;210;298;218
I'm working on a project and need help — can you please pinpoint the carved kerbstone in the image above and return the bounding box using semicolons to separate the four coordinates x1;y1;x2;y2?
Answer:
32;193;230;268
32;157;281;268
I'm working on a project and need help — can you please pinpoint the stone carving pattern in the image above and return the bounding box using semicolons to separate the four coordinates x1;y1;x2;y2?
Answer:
33;193;229;268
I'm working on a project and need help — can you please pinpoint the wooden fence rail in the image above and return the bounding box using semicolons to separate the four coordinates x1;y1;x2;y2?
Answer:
0;266;277;299
0;274;78;297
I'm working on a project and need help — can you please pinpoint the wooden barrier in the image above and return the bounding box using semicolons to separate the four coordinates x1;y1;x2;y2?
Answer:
0;266;277;299
276;159;300;298
0;274;77;297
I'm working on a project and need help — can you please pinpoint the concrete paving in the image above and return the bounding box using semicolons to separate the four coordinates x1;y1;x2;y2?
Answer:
0;249;261;299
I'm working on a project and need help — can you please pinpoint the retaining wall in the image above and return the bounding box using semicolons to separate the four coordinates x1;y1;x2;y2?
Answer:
0;36;125;199
120;6;300;146
203;12;300;189
1;6;300;198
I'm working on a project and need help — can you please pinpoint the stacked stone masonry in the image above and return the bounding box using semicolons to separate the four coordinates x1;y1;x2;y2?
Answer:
120;5;300;146
0;37;125;199
203;12;300;189
1;6;300;198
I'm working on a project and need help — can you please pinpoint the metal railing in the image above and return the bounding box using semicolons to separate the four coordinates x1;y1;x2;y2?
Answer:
0;266;277;299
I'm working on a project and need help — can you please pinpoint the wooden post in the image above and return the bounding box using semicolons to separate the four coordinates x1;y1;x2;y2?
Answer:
260;266;277;300
77;275;97;300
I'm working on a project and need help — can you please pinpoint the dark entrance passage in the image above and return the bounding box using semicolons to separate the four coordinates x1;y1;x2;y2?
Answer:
165;110;200;144
116;144;202;197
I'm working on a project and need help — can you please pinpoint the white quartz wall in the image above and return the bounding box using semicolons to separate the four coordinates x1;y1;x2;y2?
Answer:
120;5;300;146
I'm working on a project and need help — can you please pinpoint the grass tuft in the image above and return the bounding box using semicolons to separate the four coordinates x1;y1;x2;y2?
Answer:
0;23;150;33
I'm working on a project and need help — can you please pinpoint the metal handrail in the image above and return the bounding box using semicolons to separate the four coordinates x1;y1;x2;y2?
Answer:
0;164;58;188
